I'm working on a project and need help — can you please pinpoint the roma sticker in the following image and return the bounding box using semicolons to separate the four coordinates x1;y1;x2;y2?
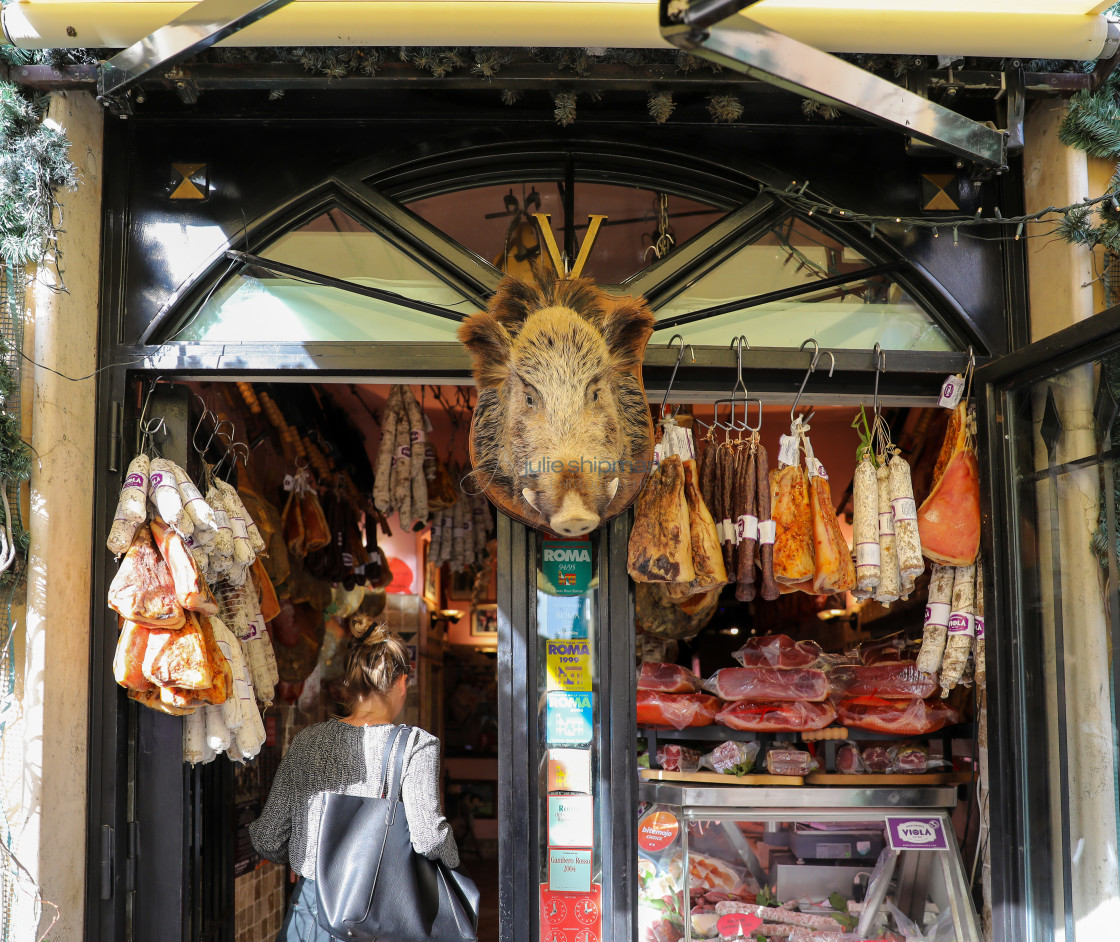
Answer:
637;810;679;852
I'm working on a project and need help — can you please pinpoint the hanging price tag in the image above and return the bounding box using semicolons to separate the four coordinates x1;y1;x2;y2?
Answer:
778;434;799;467
938;374;965;409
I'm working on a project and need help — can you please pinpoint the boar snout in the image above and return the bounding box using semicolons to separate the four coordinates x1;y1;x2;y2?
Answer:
549;492;600;537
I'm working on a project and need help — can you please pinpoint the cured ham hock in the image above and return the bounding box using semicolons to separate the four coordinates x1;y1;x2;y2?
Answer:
917;401;980;566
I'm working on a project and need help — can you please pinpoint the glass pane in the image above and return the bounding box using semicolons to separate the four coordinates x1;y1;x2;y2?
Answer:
652;215;954;351
572;183;726;285
405;181;727;283
1008;355;1120;940
172;272;464;342
173;207;476;342
655;276;953;351
536;537;603;942
406;182;566;277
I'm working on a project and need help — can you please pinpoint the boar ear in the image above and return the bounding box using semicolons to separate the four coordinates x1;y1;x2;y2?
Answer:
489;273;547;334
458;311;512;388
602;297;655;369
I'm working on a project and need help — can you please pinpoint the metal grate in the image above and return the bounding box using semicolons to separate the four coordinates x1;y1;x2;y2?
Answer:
0;262;26;942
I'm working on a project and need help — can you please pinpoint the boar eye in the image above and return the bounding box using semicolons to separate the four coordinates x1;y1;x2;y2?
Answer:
526;393;535;407
592;390;599;402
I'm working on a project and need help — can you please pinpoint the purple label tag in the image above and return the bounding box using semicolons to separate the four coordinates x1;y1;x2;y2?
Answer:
125;473;146;489
885;816;949;851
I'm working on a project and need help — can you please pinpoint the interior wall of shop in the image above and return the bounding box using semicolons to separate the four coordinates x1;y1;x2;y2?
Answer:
1019;99;1119;940
3;89;102;942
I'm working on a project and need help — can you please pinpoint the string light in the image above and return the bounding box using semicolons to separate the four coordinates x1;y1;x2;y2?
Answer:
765;181;1120;246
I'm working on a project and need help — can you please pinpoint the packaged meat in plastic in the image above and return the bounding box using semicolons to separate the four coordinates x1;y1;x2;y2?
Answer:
705;666;831;702
889;743;931;773
637;690;723;729
861;745;892;772
731;633;823;669
656;744;702;773
857;635;916;664
764;747;818;776
837;696;960;735
699;740;760;775
715;699;836;732
638;661;702;694
830;661;939;699
836;742;864;774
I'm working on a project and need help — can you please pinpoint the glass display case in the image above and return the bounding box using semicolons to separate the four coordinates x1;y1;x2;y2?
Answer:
637;784;981;942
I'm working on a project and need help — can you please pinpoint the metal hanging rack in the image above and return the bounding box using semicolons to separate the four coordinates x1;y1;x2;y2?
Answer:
790;338;836;424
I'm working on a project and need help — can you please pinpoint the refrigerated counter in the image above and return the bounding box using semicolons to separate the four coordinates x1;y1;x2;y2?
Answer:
637;783;981;942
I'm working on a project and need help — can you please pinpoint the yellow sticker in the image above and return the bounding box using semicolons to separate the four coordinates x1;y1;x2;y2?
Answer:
546;640;591;692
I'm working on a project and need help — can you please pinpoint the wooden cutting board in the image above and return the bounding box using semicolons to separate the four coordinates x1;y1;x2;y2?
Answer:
640;769;805;786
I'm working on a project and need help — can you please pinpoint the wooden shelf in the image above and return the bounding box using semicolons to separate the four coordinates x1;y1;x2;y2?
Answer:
805;771;976;786
640;769;804;786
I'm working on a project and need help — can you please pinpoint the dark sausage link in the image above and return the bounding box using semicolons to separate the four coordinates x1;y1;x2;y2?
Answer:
736;444;758;601
756;443;780;600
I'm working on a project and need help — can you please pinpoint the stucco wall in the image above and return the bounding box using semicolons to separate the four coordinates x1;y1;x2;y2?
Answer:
7;89;102;942
1022;98;1120;938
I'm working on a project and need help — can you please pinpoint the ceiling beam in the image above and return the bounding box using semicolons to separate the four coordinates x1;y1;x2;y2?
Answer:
661;0;1009;170
99;0;294;100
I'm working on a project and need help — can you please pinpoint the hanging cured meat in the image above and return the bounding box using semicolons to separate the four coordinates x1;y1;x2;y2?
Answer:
150;520;218;615
770;464;815;584
666;458;727;597
107;525;186;630
142;613;215;691
634;582;719;641
627;454;695;583
917;401;981;566
807;457;855;595
113;617;153;691
715;699;836;732
637;662;702;694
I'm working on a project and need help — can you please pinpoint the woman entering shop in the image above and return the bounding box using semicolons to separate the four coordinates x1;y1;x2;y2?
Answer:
250;625;460;941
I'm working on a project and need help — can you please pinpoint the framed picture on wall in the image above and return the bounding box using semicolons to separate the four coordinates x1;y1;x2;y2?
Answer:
423;552;441;607
448;568;473;600
471;603;498;637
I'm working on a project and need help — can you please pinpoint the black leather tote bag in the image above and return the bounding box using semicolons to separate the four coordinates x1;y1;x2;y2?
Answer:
315;725;479;942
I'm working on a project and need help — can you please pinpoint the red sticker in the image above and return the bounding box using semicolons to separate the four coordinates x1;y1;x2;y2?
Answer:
716;913;763;936
637;810;679;852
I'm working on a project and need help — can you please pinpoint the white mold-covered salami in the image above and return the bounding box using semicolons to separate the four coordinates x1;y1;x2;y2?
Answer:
373;385;401;513
941;562;977;696
149;458;193;538
917;564;955;674
853;456;880;592
889;455;924;577
874;462;900;604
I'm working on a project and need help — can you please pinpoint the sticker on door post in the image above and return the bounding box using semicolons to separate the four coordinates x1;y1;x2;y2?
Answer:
885;815;950;851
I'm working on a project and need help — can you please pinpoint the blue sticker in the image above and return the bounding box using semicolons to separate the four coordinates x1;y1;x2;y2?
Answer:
546;691;594;745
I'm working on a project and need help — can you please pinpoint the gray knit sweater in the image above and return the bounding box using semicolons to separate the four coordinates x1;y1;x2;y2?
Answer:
249;720;459;878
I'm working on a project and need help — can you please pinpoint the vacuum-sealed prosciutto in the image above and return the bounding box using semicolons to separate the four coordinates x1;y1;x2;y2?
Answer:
705;667;830;702
731;634;823;669
831;661;939;699
715;699;836;732
107;524;186;630
770;464;815;584
638;662;702;694
837;696;960;735
917;401;981;566
636;690;722;729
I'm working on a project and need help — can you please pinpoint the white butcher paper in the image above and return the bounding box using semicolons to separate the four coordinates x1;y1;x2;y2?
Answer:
217;480;267;555
184;708;215;765
106;517;141;556
149;458;194;538
115;453;150;524
173;464;218;544
232;652;266;761
210;616;246;732
204;704;232;755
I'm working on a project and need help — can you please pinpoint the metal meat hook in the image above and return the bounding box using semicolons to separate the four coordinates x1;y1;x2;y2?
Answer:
660;334;695;419
790;338;835;423
872;342;887;417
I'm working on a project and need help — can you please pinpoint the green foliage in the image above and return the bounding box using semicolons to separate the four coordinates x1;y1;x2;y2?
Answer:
756;885;778;907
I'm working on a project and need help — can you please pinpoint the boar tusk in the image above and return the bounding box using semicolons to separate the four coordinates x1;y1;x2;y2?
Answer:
607;477;620;503
522;488;541;512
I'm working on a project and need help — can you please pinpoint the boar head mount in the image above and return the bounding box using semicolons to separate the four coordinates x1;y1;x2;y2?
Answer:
458;269;656;537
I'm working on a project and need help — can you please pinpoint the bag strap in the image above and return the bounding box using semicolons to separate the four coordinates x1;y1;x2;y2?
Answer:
377;725;409;799
385;724;412;802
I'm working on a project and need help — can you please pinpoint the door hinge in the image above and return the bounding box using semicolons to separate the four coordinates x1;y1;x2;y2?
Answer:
100;825;113;899
108;400;123;473
125;820;139;893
